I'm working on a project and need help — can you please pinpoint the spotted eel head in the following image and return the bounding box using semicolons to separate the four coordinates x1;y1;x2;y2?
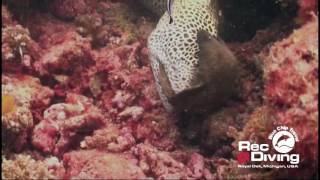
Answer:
144;0;219;111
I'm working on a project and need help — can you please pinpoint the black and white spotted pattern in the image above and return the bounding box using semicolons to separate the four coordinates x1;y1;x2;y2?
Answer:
143;0;219;111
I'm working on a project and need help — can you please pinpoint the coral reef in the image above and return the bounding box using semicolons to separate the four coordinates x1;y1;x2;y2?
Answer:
32;93;105;155
263;15;318;177
2;74;53;151
2;25;42;72
213;12;318;180
298;0;318;22
211;158;274;179
34;29;93;76
2;154;55;179
80;123;136;152
49;0;93;20
63;150;146;179
132;143;213;179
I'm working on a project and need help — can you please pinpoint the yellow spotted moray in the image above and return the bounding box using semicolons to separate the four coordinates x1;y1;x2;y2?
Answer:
139;0;240;113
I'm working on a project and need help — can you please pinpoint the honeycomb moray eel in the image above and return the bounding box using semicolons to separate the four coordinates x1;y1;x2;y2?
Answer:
139;0;240;113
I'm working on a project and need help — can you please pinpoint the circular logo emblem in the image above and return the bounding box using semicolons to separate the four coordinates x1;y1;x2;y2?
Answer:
272;130;295;153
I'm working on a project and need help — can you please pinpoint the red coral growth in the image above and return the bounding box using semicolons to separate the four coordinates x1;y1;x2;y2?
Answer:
2;25;42;72
81;124;136;152
49;0;96;20
132;143;212;179
264;16;318;109
63;150;146;179
34;29;93;76
32;93;105;155
91;44;164;112
19;0;178;158
2;74;54;111
298;0;318;22
263;16;318;177
2;154;56;179
2;74;54;151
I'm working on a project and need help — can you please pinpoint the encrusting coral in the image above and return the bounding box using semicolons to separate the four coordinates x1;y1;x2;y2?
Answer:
2;74;53;151
2;154;55;179
263;14;318;177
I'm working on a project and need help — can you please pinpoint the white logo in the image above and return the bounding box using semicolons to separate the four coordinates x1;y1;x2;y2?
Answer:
237;125;300;169
272;130;296;153
269;126;299;154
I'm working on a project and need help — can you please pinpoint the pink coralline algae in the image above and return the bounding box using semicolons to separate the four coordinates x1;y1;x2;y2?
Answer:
32;93;105;155
2;74;54;151
34;30;93;76
132;143;213;179
2;154;56;179
298;0;318;22
80;123;136;152
2;25;42;72
263;15;318;176
49;0;97;20
62;150;146;179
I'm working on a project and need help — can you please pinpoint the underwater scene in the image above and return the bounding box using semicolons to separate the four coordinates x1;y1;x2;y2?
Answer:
1;0;318;179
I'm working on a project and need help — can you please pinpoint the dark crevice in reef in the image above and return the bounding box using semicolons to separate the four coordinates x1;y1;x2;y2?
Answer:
217;0;298;42
3;0;50;19
176;103;243;158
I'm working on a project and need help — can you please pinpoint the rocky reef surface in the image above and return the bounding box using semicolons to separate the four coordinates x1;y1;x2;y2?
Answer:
2;0;318;179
